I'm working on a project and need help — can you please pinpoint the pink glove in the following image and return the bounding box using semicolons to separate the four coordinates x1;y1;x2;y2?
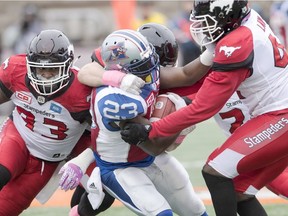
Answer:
59;163;83;191
69;205;80;216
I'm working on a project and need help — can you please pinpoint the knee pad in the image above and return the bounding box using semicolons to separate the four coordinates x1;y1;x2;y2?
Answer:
0;164;11;190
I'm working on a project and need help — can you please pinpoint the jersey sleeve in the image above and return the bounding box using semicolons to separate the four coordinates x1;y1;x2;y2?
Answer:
213;26;254;72
91;47;105;67
0;57;16;98
149;69;250;139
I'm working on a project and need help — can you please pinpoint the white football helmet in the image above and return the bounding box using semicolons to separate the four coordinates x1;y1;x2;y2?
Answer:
190;0;250;46
101;29;160;84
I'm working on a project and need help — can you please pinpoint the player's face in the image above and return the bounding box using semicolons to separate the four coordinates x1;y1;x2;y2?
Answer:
35;67;59;80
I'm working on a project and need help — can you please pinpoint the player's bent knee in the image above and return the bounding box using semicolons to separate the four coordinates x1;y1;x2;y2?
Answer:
0;164;11;190
236;192;255;202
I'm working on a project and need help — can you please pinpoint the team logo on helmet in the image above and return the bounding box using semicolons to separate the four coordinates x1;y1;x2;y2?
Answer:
210;0;234;15
106;41;129;62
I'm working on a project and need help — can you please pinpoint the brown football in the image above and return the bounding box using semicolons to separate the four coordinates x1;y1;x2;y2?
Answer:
151;94;176;119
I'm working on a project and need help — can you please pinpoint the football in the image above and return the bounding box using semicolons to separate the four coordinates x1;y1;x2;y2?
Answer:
151;94;176;121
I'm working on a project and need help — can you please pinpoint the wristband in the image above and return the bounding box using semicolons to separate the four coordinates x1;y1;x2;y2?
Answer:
68;148;95;173
102;70;126;87
199;49;214;66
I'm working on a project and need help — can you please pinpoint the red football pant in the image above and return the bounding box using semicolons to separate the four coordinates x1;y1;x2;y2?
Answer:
207;109;288;195
0;120;58;216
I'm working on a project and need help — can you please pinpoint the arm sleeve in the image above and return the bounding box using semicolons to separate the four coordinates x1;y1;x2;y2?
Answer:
149;69;250;138
0;58;14;98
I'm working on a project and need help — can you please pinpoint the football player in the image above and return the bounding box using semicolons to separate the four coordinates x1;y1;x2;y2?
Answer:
0;29;142;216
139;23;288;200
120;1;288;215
0;29;91;215
66;23;209;216
60;29;208;216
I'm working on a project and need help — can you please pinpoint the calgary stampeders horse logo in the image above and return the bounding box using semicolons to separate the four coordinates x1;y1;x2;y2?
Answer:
219;45;241;57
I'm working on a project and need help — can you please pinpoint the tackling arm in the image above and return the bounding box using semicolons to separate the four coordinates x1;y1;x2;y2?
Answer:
77;62;106;87
160;50;212;89
77;62;145;95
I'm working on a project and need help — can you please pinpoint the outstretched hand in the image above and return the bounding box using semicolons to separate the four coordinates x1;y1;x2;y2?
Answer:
120;122;151;145
59;163;83;191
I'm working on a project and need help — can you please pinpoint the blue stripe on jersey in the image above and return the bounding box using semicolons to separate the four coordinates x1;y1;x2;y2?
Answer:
115;30;146;51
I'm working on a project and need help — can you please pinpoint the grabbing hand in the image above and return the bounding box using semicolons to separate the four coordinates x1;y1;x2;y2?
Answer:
59;163;83;191
120;122;151;145
199;42;216;66
120;74;145;95
164;92;187;110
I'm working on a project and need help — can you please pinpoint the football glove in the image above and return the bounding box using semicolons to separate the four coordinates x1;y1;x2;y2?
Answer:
102;71;145;95
200;41;215;66
59;163;83;191
120;122;151;145
120;74;145;95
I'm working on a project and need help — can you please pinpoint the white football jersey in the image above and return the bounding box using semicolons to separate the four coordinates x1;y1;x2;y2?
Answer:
214;92;250;137
0;55;91;161
11;93;89;161
214;9;288;117
91;82;159;165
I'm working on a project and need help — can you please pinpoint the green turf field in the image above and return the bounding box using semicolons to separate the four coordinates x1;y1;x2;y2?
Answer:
21;204;288;216
19;118;288;215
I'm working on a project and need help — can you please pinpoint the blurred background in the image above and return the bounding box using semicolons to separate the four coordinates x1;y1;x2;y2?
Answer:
0;1;285;65
0;2;288;215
